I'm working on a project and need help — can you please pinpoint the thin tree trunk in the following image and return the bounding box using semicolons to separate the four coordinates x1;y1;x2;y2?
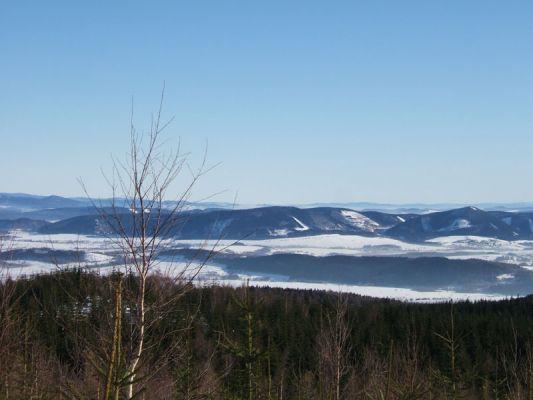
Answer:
104;279;122;400
126;274;146;399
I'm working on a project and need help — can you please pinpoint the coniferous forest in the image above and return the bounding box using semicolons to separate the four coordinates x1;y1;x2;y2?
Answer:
1;269;533;399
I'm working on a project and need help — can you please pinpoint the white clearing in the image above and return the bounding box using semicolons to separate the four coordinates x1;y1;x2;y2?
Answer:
341;210;380;232
438;219;472;232
203;279;508;303
292;217;309;231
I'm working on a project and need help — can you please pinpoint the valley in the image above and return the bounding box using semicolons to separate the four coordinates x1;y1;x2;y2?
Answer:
2;193;533;301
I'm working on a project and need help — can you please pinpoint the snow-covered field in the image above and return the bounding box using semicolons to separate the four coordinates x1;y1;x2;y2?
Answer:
3;231;533;302
175;234;533;269
209;280;508;303
5;231;114;262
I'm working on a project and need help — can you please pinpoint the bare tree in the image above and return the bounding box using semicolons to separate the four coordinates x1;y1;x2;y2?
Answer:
81;90;215;399
317;295;353;400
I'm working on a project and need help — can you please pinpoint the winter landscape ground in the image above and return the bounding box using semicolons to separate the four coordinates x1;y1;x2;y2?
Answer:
3;193;533;302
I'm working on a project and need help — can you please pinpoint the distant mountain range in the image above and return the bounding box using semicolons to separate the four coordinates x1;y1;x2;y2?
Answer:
387;207;533;242
3;193;533;242
3;192;533;213
0;193;88;212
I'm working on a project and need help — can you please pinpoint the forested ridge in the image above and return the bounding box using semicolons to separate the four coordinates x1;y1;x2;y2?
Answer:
1;270;533;399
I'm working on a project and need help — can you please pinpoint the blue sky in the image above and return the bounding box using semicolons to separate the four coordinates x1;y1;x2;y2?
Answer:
1;1;532;204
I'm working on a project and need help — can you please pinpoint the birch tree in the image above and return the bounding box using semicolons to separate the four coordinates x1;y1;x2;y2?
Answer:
83;91;213;399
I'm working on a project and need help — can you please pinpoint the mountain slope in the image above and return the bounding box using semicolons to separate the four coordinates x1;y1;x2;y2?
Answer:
2;197;533;242
38;207;405;239
386;207;533;241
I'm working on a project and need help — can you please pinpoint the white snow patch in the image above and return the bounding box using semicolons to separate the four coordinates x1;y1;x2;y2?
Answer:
85;252;114;264
427;236;513;247
438;219;472;232
224;244;265;255
209;279;508;303
341;210;380;232
151;260;229;281
270;229;289;237
1;260;59;278
397;216;406;223
496;273;514;281
292;217;309;231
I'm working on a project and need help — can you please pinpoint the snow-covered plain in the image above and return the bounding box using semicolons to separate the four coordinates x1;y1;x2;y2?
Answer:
208;280;508;303
3;231;533;302
176;234;533;269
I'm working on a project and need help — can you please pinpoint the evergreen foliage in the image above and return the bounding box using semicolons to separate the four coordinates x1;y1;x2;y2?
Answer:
1;270;533;399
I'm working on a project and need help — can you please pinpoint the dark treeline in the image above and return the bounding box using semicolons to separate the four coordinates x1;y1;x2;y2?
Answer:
1;270;533;399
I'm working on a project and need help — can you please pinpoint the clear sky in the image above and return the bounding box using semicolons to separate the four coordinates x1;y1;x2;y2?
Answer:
1;1;532;205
